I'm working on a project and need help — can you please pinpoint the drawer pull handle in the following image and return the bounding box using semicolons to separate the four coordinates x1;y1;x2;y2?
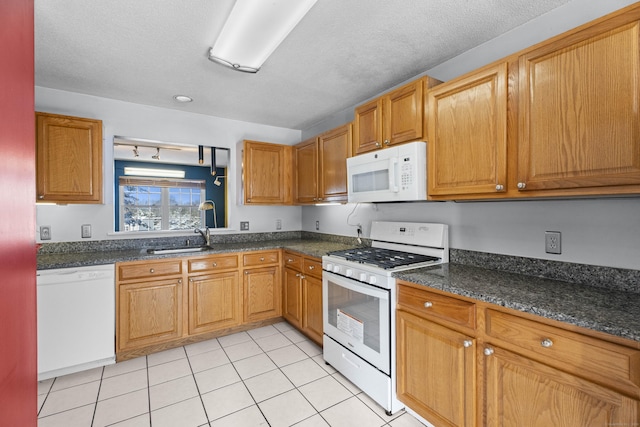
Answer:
423;301;433;308
541;338;554;348
212;262;217;267
484;347;494;356
150;268;155;273
463;340;473;348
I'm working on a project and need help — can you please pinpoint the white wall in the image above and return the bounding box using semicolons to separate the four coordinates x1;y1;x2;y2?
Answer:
303;198;640;270
302;0;640;271
35;87;302;242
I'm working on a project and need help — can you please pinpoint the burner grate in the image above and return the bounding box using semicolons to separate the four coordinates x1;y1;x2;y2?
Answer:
328;247;439;270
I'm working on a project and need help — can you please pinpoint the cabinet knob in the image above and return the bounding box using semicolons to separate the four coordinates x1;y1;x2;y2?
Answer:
287;259;294;263
423;301;433;308
517;182;526;190
540;338;554;348
245;271;249;275
375;141;381;148
296;273;301;277
383;139;390;146
247;198;251;202
308;265;315;270
300;275;306;280
484;347;494;356
212;262;217;267
260;257;265;261
38;195;44;199
149;268;155;273
177;279;182;284
463;340;473;348
495;184;504;191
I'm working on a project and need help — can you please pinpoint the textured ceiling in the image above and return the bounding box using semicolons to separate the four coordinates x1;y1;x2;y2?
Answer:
35;0;575;130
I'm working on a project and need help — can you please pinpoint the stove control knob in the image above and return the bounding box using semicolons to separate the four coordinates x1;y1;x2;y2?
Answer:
358;273;367;282
369;276;377;285
345;269;353;277
326;263;333;271
333;265;341;273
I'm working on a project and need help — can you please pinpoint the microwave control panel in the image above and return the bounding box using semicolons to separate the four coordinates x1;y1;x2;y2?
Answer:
401;158;413;190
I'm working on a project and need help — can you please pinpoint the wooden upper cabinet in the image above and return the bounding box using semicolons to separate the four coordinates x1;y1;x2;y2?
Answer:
318;123;352;202
243;140;292;205
354;77;438;155
427;62;508;197
353;97;383;154
294;137;319;204
517;15;640;194
36;112;103;203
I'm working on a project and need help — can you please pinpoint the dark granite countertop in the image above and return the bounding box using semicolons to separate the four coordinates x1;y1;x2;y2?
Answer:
394;263;640;343
36;239;357;270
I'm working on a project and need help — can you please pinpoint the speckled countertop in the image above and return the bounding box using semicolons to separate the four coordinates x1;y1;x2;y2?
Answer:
394;263;640;343
36;239;357;270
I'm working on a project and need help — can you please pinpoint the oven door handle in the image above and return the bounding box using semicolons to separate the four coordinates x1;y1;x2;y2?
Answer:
323;272;389;301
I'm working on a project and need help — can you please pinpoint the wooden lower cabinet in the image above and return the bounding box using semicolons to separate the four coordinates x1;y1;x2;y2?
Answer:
283;266;303;328
396;280;640;427
118;278;183;352
484;345;639;426
282;251;323;345
188;271;241;335
243;266;281;322
301;273;323;345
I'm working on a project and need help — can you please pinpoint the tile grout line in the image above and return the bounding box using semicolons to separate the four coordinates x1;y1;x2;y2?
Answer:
145;354;152;427
89;366;105;427
183;343;213;427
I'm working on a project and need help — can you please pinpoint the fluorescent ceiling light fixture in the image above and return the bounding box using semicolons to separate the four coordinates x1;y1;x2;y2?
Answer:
124;167;185;178
208;0;317;73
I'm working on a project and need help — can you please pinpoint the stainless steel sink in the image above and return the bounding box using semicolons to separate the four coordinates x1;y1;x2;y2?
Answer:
146;246;209;255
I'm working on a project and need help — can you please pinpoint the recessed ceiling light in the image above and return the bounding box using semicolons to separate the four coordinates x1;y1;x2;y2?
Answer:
173;95;193;103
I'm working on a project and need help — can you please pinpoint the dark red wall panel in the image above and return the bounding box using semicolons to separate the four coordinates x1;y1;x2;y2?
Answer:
0;0;37;425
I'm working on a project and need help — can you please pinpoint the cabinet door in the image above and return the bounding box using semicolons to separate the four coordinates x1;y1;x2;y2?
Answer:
294;137;318;204
118;278;183;351
36;112;103;203
396;310;476;427
243;266;281;322
518;20;640;193
353;98;383;154
484;345;639;426
283;267;302;328
318;123;352;202
384;78;424;146
302;274;323;345
427;63;508;197
243;140;291;204
188;272;241;335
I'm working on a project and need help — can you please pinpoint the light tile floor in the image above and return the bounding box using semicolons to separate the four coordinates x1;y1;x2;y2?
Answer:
37;322;426;427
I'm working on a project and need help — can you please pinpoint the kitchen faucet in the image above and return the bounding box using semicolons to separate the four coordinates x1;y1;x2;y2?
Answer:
194;227;210;247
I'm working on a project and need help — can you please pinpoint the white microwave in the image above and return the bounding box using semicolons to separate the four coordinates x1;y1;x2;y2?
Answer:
347;141;427;203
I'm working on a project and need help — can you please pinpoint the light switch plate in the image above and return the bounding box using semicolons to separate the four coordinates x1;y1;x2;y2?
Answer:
240;221;250;231
81;224;92;238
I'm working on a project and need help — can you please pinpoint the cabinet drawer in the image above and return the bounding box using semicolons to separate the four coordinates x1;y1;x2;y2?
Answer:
243;250;280;267
397;284;476;329
283;252;302;270
485;308;640;392
303;257;322;279
188;254;239;274
118;260;182;281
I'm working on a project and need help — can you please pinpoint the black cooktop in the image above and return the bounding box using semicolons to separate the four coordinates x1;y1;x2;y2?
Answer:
327;247;440;270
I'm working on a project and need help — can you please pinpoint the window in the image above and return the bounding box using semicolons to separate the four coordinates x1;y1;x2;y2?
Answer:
118;177;206;231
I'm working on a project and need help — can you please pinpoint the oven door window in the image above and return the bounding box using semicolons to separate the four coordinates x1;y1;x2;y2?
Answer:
323;273;390;374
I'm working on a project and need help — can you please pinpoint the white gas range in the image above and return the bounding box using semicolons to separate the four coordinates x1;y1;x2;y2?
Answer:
322;221;449;415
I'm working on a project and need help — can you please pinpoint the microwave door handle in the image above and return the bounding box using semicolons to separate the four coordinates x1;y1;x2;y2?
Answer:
389;158;399;192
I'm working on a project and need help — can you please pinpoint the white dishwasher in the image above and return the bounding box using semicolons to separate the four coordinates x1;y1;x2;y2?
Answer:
37;264;116;380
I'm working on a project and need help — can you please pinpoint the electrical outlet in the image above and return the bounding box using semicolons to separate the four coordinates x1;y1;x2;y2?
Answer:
276;219;282;230
240;221;250;231
40;226;51;240
545;231;561;254
315;220;320;231
81;224;92;238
